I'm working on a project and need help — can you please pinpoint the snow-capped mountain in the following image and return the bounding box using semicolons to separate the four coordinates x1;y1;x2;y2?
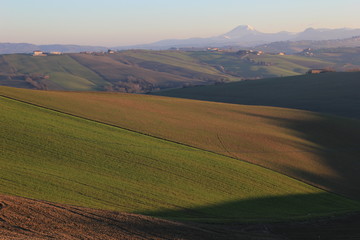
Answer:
116;25;360;50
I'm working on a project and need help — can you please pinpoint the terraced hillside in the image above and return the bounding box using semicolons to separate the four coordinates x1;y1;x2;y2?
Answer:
2;87;360;202
3;94;359;223
155;71;360;119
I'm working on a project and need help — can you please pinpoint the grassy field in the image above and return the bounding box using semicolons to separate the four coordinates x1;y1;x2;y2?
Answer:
155;71;360;120
2;54;106;91
0;50;343;93
2;86;360;202
0;52;237;93
69;53;227;92
311;47;360;69
187;51;333;78
116;50;234;77
3;96;359;222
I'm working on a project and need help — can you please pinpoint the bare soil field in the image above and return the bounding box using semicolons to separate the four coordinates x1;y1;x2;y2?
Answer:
1;195;359;240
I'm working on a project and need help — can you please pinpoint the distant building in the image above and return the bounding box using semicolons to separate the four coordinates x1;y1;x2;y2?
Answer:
80;51;93;54
50;51;62;55
207;47;223;52
32;50;46;56
237;50;263;56
278;52;285;56
307;69;335;74
107;49;115;54
307;69;323;74
300;48;314;56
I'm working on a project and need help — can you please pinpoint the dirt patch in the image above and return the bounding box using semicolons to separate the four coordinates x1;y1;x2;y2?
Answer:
0;194;359;240
0;195;276;239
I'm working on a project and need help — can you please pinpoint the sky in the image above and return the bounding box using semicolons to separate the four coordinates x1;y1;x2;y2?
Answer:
1;0;359;47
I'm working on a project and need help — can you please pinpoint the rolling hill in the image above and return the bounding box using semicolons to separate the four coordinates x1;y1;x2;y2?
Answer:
154;71;360;120
0;52;236;93
0;50;340;93
2;86;360;202
2;94;358;223
187;51;333;78
309;47;360;69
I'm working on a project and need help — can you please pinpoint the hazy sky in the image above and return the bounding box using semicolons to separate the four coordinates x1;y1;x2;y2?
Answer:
1;0;359;46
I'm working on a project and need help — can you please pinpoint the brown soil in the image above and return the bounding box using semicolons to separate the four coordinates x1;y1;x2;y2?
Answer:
1;194;359;240
0;195;277;240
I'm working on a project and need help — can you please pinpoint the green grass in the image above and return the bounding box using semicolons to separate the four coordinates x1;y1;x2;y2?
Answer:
121;50;227;76
2;86;360;202
1;95;360;222
0;50;337;93
46;72;96;91
187;51;332;78
3;54;107;90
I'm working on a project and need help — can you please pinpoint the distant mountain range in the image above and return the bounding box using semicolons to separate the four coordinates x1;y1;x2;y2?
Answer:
0;43;108;54
254;36;360;54
116;25;360;50
1;25;360;54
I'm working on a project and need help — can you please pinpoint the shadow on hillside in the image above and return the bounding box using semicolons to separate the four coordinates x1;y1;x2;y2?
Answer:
139;193;359;222
236;111;360;200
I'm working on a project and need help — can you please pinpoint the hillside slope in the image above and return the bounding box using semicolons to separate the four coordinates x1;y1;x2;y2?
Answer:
0;195;224;240
187;51;332;78
0;52;236;93
2;194;360;240
1;87;360;201
0;50;342;93
0;54;106;91
3;95;357;222
154;72;360;119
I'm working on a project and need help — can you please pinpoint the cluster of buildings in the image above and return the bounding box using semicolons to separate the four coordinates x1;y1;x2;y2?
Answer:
237;50;264;56
33;49;116;56
80;49;116;55
306;68;336;74
32;51;62;56
299;48;314;56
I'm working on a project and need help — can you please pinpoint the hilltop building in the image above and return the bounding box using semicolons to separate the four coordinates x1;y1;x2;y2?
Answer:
236;50;263;56
207;47;222;52
32;50;46;56
50;51;62;55
307;69;335;74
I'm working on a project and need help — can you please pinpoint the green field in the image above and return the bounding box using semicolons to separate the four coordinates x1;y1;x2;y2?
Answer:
187;51;333;78
2;54;106;91
2;86;360;202
311;47;360;68
154;71;360;119
3;95;359;222
0;50;342;93
0;52;237;93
